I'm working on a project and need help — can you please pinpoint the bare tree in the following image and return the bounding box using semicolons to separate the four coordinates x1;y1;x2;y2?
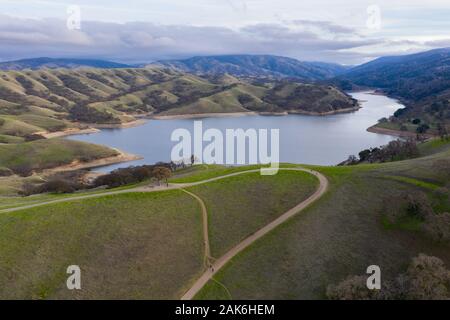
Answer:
152;166;172;186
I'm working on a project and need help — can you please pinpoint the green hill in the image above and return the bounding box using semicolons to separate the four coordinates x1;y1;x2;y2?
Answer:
0;140;448;299
0;67;358;134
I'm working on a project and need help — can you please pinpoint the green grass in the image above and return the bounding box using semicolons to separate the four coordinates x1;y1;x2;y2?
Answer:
418;138;450;155
0;138;118;173
187;170;319;257
381;215;423;231
0;190;204;299
384;175;441;190
0;179;149;210
0;134;24;144
171;163;300;183
196;151;450;300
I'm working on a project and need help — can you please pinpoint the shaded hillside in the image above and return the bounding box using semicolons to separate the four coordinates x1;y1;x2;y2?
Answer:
154;55;349;80
0;58;132;70
0;67;357;139
340;48;450;135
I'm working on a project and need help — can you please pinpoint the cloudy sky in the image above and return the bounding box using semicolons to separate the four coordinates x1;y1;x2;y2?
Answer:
1;0;450;65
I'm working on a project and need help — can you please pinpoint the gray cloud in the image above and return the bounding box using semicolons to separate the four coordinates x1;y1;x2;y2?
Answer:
0;14;446;65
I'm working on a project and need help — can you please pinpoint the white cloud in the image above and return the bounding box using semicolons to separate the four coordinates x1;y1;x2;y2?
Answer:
0;7;448;65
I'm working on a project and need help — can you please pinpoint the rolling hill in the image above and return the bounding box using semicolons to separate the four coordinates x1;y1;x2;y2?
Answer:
0;67;358;138
154;55;350;80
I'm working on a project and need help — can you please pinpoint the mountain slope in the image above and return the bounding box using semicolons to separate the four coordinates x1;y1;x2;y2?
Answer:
154;55;349;80
342;48;450;101
0;58;132;70
340;48;450;135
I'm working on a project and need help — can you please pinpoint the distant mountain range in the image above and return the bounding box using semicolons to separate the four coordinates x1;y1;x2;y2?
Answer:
339;47;450;135
153;55;350;80
0;57;132;70
340;47;450;101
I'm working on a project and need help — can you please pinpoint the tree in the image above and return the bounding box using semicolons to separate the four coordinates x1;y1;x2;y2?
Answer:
327;254;450;300
416;124;430;134
437;123;448;140
152;166;172;186
358;149;371;162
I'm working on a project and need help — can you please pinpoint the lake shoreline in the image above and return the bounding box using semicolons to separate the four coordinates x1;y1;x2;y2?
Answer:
41;149;143;174
62;91;399;172
367;125;435;138
149;106;362;120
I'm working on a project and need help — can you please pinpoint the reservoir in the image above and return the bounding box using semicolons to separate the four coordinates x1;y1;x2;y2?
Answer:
68;91;401;171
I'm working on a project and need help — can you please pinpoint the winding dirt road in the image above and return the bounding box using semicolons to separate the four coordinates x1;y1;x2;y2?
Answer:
180;188;213;267
180;168;328;300
0;167;329;301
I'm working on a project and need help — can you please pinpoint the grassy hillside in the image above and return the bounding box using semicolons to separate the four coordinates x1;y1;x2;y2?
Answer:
187;170;318;257
196;142;450;299
0;67;358;134
0;191;204;299
0;138;118;175
0;141;448;299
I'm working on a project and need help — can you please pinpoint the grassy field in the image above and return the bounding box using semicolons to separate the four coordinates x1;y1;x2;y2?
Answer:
187;170;319;257
195;144;450;299
0;138;118;174
0;139;448;300
0;190;204;299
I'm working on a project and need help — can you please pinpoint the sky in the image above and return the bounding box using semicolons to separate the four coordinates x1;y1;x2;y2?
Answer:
1;0;450;65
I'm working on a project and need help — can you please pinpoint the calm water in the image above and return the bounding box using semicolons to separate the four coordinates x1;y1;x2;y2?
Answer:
68;91;401;171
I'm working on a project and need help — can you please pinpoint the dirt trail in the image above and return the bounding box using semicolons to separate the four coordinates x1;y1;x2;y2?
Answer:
180;168;328;300
181;189;213;268
0;168;265;213
0;167;328;300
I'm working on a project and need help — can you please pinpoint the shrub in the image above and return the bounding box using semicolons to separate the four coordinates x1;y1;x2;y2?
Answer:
327;254;450;300
326;276;383;300
422;212;450;243
20;179;82;195
399;254;450;300
0;167;13;176
24;133;45;142
94;165;154;188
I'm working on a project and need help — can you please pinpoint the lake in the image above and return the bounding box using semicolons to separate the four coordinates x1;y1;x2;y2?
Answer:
68;91;402;171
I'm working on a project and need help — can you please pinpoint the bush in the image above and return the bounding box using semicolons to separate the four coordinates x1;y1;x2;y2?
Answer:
24;133;45;142
326;276;384;300
0;167;13;176
327;254;450;300
94;165;154;188
422;212;450;243
399;254;450;299
347;139;419;164
20;179;83;195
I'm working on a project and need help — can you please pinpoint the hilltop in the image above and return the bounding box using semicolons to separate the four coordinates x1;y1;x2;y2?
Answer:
0;58;132;70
